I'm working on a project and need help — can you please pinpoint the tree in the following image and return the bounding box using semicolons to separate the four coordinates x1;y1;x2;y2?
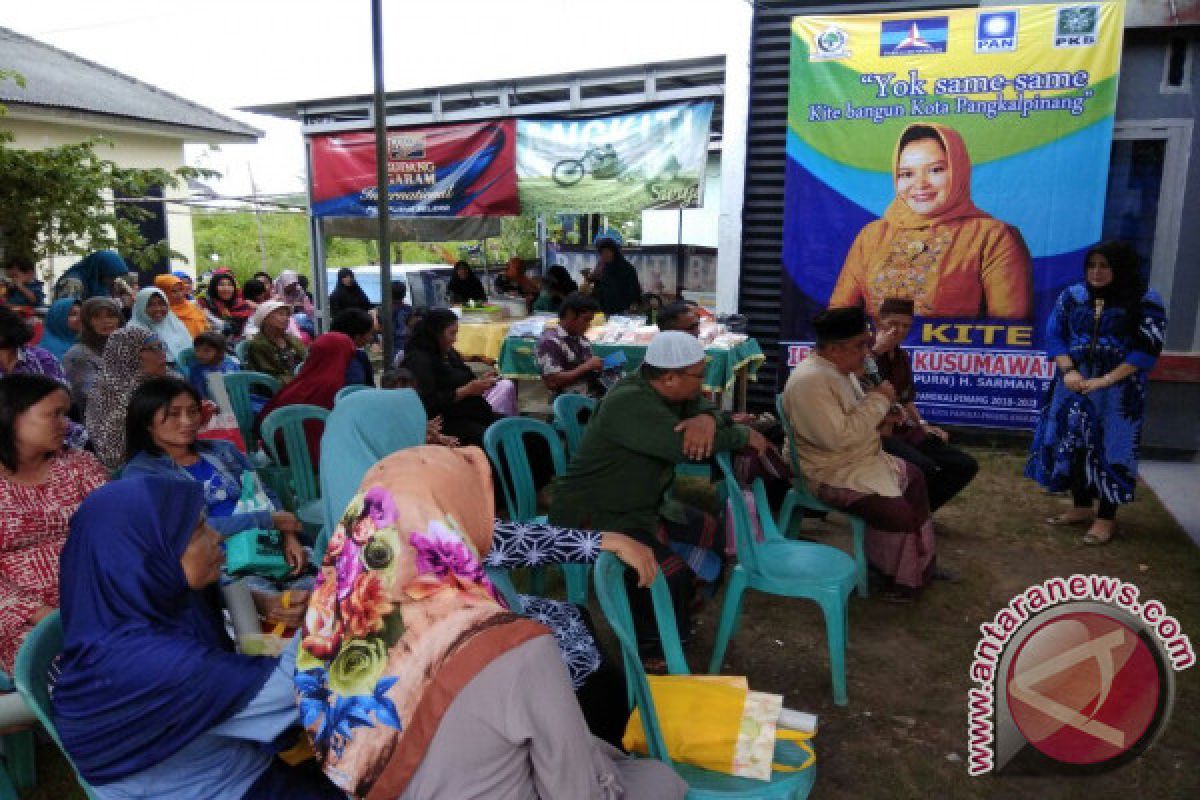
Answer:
0;70;213;270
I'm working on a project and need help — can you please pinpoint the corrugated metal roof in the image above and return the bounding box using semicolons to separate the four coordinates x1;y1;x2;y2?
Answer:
0;26;261;141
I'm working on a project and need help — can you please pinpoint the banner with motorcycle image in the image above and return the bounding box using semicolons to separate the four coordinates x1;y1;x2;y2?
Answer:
308;120;518;218
516;101;714;214
781;3;1124;429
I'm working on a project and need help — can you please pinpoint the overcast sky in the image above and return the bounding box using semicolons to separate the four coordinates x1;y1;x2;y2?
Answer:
2;0;745;195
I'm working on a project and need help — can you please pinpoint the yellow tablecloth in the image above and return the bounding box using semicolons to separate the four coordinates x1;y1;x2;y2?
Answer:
455;321;512;361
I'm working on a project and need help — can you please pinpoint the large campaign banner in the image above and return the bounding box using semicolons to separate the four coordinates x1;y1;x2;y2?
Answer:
309;121;518;218
782;3;1123;428
516;101;713;214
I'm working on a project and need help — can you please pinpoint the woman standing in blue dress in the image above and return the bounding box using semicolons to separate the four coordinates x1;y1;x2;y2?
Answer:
1027;241;1167;545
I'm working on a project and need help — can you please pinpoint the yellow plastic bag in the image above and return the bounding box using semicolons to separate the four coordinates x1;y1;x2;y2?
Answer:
623;675;815;781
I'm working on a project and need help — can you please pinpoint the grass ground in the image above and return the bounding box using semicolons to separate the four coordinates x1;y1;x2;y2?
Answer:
18;444;1200;799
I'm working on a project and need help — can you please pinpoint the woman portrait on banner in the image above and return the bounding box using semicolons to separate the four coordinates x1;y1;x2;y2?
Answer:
830;122;1032;320
1026;241;1167;546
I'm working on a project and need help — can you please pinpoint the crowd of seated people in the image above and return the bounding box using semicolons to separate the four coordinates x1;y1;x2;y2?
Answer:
0;249;1009;797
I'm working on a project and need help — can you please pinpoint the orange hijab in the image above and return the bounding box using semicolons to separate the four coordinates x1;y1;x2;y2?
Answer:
153;274;209;337
295;446;547;798
881;122;986;231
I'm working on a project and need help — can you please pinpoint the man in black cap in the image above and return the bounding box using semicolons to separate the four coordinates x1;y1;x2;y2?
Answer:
869;297;978;510
781;307;940;601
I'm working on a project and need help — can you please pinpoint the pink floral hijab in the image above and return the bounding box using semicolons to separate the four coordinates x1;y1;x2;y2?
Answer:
295;446;547;798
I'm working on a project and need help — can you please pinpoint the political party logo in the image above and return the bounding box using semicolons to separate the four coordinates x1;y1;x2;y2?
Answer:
1055;5;1099;48
387;133;426;160
880;17;948;57
976;10;1018;53
811;25;851;60
967;577;1194;777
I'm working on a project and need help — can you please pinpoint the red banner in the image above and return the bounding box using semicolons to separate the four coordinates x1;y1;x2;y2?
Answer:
309;120;517;218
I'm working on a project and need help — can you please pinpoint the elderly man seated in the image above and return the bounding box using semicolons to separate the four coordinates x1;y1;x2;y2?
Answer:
656;302;701;335
782;307;942;602
869;297;978;511
550;331;767;653
536;292;607;399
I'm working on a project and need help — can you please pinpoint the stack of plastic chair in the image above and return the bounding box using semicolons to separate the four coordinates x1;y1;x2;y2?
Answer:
774;395;868;598
14;612;99;799
483;416;589;606
551;393;596;458
592;553;817;797
234;339;250;364
260;404;330;542
335;384;369;403
708;453;857;706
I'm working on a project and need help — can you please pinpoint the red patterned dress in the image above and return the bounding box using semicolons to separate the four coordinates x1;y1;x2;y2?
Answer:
0;450;107;672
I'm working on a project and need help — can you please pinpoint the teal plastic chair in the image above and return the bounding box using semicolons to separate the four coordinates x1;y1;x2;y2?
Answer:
775;395;868;598
551;393;596;458
0;673;35;798
223;371;281;457
335;384;370;403
260;404;330;539
14;612;100;799
234;339;249;364
482;417;589;607
709;453;857;706
175;346;196;371
593;553;817;798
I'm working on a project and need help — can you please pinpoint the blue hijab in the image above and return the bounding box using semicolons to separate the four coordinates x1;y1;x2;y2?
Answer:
318;388;426;536
128;287;194;362
52;477;276;785
39;299;78;360
60;250;129;298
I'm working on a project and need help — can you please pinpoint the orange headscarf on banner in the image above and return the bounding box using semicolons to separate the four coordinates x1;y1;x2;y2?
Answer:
153;274;209;338
295;446;547;798
881;122;986;230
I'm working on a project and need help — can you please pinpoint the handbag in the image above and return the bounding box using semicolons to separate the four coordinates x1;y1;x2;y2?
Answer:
224;472;291;580
623;675;816;781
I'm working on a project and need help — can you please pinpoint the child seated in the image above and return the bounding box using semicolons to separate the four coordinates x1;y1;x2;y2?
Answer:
188;331;240;400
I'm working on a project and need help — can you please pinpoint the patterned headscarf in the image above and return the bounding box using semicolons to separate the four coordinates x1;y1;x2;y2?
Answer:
85;326;161;470
295;446;548;798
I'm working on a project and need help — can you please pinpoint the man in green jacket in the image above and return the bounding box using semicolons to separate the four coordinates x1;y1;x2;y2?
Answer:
549;331;767;653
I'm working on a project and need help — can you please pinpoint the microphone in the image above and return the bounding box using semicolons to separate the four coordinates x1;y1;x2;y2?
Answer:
1094;297;1105;320
863;354;884;386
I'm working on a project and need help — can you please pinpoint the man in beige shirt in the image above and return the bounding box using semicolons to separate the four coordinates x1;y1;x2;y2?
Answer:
782;307;938;600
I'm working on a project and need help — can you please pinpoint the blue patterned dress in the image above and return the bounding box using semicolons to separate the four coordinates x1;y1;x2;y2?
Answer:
1026;283;1167;505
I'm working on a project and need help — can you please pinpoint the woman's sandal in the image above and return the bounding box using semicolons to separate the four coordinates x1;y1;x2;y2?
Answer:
1046;511;1094;526
1081;524;1117;546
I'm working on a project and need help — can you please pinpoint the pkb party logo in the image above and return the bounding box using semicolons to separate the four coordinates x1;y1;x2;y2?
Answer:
1055;5;1099;48
976;10;1018;53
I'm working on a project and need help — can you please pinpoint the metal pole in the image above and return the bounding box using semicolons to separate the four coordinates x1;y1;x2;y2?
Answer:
304;139;330;334
372;0;395;369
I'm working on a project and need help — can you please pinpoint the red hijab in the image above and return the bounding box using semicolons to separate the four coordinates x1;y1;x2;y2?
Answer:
257;332;356;462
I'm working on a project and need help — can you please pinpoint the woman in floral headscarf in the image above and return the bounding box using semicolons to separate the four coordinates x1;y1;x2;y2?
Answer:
296;446;685;799
85;326;172;471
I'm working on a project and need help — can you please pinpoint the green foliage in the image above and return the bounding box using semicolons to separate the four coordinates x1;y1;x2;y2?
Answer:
192;211;547;283
0;132;211;269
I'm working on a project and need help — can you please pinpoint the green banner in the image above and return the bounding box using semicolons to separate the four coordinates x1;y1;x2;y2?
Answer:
516;101;713;214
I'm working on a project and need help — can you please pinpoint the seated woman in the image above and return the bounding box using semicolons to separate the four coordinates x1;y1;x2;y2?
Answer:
154;274;211;339
51;477;343;799
401;309;516;446
122;376;305;553
446;261;488;305
86;327;172;471
38;298;81;361
256;332;355;465
330;308;376;387
200;271;254;340
497;256;540;310
128;287;193;365
63;297;123;415
0;305;65;382
51;249;128;302
244;301;308;385
533;264;579;313
328;268;373;317
297;446;685;799
0;375;107;677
